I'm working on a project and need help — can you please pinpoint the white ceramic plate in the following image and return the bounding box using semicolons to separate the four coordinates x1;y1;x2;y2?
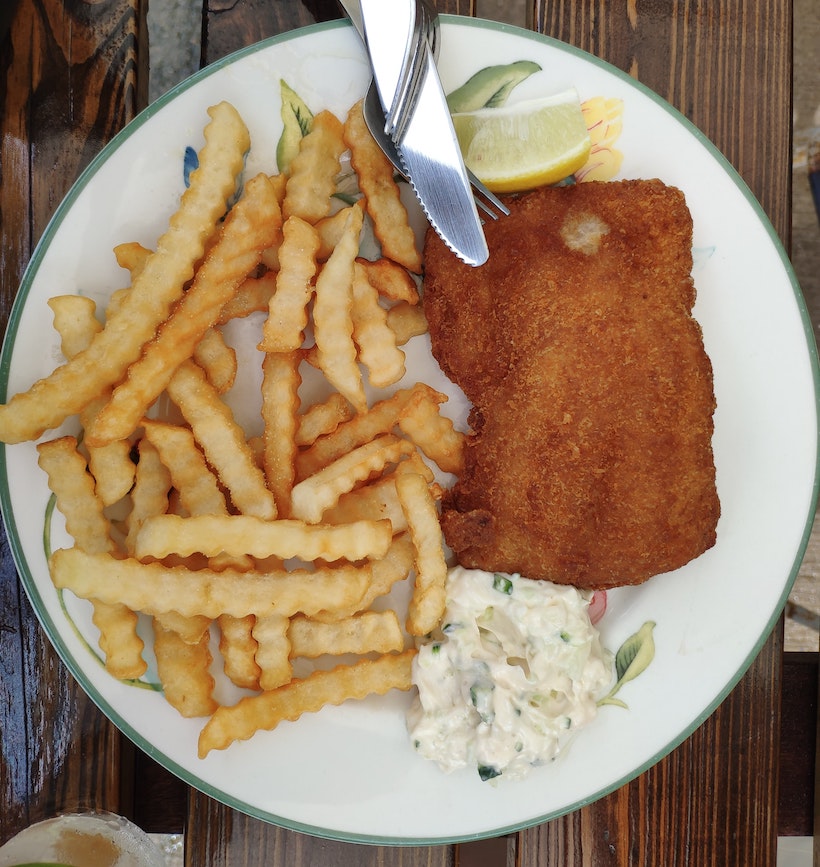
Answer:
1;17;818;845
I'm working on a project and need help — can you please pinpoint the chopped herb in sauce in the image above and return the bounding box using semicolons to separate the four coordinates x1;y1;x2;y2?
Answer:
407;567;612;782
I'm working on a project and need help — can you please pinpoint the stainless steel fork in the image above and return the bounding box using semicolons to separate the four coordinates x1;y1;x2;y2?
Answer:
364;82;509;220
339;0;509;219
383;0;438;143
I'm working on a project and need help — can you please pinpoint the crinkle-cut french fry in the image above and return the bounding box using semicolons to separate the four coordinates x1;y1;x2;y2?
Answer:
48;295;103;359
85;436;136;509
268;171;288;201
259;172;288;271
219;613;261;690
36;436;113;551
193;328;237;394
87;174;282;447
322;451;433;532
268;171;288;199
135;513;393;562
252;613;292;691
105;287;129;319
153;621;218;717
351;261;406;389
0;102;250;444
343;100;422;274
394;450;435;483
92;602;147;680
313;533;416;622
142;417;254;570
167;360;277;520
49;548;372;620
290;434;415;524
357;257;420;305
295;384;428;479
282;110;346;223
288;610;404;659
261;351;301;517
113;241;152;278
258;216;320;353
142;420;225;516
247;434;265;468
37;436;146;680
396;473;447;637
142;420;230;646
252;554;286;573
197;649;417;756
124;438;171;557
48;296;136;506
313;204;367;413
218;271;277;324
154;611;211;645
398;388;466;476
386;301;428;345
322;472;408;532
314;206;354;261
295;393;353;447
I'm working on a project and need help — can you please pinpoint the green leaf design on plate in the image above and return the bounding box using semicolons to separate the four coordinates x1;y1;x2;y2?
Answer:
43;491;56;559
10;863;76;866
598;620;656;709
42;494;161;692
276;80;314;174
446;60;542;113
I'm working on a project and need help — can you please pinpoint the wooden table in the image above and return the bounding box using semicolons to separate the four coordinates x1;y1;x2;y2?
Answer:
0;1;811;864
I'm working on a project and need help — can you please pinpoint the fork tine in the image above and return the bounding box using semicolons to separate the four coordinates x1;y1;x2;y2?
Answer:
387;0;442;143
365;79;509;223
385;0;427;139
474;197;500;221
467;170;510;218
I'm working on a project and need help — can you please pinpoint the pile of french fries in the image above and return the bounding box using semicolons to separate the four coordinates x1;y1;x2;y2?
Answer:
1;98;465;757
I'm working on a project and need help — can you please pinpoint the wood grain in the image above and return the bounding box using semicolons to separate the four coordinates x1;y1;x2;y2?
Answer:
0;0;802;862
519;627;783;865
184;3;482;862
185;800;455;867
533;0;793;243
780;652;817;836
522;1;792;863
202;0;476;65
0;0;146;845
187;0;793;863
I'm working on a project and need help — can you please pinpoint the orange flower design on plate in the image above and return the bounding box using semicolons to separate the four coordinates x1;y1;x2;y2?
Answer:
576;97;625;182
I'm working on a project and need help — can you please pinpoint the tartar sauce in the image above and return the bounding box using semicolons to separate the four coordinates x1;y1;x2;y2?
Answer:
407;567;612;782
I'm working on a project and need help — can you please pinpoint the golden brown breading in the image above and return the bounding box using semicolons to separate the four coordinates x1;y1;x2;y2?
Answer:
423;179;719;589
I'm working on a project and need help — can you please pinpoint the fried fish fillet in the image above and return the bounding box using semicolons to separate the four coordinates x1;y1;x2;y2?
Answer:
423;179;719;589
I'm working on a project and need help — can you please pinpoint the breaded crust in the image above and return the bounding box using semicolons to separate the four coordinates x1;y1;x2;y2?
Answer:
423;179;719;589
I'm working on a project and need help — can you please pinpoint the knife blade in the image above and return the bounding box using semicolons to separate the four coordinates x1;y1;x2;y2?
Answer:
356;0;489;266
392;41;489;266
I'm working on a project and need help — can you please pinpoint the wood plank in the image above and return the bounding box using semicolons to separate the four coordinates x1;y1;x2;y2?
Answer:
189;1;792;863
202;0;318;62
524;1;791;862
184;799;455;867
779;651;817;836
202;0;476;65
815;648;820;864
129;745;189;835
532;0;792;242
186;3;478;862
0;0;147;844
518;625;783;865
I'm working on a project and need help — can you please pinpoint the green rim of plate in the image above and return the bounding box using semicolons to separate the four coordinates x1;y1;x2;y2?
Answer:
1;15;818;846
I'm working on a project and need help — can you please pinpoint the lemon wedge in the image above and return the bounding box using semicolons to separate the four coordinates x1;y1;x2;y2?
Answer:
451;89;591;193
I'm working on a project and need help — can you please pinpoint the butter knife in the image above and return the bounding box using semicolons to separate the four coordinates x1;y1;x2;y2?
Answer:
355;0;489;266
